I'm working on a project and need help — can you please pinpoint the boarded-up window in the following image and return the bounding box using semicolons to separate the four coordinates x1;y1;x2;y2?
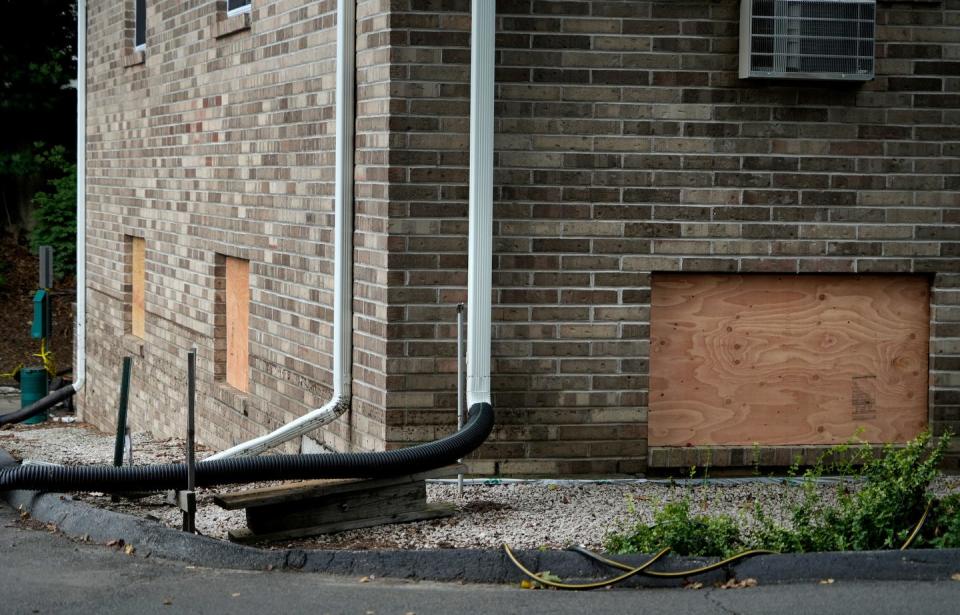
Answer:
225;257;250;392
649;274;929;447
131;237;145;339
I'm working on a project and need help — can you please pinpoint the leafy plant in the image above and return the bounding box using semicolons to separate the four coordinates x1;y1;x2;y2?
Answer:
606;431;952;556
606;499;745;557
927;494;960;549
765;431;947;552
29;162;76;280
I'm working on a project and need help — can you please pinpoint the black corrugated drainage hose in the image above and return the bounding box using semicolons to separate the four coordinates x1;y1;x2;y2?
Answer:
0;385;76;427
0;402;493;493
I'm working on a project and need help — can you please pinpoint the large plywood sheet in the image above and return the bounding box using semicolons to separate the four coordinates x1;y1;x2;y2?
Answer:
226;257;250;393
131;237;145;339
649;274;929;447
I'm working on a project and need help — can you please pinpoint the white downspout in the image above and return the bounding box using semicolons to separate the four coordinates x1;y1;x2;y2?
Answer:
73;0;87;394
206;0;354;460
467;0;495;408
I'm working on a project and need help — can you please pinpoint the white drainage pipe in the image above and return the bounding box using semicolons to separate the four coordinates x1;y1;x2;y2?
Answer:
467;0;495;408
206;0;355;460
73;0;87;395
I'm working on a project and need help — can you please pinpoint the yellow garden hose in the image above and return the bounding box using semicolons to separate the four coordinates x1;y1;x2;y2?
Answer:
900;498;934;551
503;543;670;590
567;546;777;578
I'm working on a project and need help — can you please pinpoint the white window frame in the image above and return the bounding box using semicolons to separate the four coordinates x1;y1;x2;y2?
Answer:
227;0;251;18
134;0;146;52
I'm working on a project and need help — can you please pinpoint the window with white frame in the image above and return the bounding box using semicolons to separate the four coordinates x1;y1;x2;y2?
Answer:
134;0;146;51
227;0;251;16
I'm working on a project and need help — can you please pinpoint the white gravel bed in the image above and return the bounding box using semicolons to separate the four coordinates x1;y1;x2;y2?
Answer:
3;420;960;550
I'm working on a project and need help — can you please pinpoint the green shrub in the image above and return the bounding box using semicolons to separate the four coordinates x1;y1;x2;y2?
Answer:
605;499;745;557
925;494;960;549
29;162;76;280
767;431;947;552
606;431;951;556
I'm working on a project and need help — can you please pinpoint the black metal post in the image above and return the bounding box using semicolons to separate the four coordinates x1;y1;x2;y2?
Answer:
456;303;465;497
182;348;197;533
113;357;132;467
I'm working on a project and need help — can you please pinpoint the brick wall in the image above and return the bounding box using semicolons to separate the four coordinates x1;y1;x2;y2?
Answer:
81;0;392;453
81;0;960;474
384;0;960;473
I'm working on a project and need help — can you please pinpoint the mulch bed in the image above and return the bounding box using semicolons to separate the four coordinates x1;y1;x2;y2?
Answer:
0;234;75;387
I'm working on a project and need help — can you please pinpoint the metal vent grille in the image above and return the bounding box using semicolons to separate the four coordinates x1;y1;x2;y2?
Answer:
739;0;875;81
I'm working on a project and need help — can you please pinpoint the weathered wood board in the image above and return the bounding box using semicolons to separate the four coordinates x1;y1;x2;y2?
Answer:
649;274;929;446
213;465;465;510
225;257;249;392
131;237;145;338
214;466;464;544
227;504;456;544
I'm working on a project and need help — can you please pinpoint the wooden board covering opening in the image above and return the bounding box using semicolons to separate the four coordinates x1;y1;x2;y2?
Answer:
226;256;250;392
131;237;145;339
649;274;929;447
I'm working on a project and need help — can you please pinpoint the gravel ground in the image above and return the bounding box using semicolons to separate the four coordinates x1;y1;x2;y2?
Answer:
4;416;960;551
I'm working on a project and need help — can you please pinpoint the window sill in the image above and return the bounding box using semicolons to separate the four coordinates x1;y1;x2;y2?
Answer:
121;334;145;358
214;382;249;417
215;12;251;39
122;50;145;68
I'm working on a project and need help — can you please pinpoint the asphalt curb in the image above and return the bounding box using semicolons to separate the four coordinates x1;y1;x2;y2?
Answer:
4;451;960;587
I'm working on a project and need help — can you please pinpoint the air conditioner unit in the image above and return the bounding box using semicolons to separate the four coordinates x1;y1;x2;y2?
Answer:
739;0;875;81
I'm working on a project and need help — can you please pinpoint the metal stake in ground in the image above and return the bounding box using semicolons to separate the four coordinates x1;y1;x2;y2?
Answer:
111;357;132;503
456;303;465;498
113;357;132;467
180;348;197;533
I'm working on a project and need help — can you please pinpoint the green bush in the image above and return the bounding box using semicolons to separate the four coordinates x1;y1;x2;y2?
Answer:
925;494;960;549
606;431;952;556
29;162;76;280
606;499;745;557
763;431;947;552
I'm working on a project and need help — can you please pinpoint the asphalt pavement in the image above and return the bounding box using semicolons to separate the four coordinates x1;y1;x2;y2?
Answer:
3;501;960;615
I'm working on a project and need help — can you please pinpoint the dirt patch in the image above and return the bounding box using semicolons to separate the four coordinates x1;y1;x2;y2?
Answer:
0;234;75;387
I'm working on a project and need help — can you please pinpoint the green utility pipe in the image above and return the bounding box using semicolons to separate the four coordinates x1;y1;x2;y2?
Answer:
21;368;49;425
113;357;132;467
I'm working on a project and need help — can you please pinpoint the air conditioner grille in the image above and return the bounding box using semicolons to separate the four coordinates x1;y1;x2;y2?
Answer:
740;0;875;81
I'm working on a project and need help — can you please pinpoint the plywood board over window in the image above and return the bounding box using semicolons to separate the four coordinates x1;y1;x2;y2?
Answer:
131;237;145;339
649;274;929;447
226;257;250;392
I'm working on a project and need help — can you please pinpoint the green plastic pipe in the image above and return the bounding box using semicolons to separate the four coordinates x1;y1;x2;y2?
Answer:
21;368;49;425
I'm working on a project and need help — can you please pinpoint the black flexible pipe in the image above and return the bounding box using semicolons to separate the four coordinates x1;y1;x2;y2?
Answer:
0;385;76;426
0;402;494;493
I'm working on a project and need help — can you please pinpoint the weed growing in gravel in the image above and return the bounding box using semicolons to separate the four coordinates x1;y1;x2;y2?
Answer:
605;499;745;557
605;431;956;556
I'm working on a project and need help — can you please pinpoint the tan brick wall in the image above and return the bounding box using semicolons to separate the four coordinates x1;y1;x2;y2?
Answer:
80;0;392;454
383;0;960;474
81;0;960;475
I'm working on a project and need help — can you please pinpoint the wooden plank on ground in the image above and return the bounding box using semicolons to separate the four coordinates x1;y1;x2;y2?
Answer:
213;465;465;510
246;481;427;533
227;503;456;544
649;274;929;447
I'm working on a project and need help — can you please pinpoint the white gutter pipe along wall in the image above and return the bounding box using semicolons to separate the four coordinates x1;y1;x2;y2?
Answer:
206;0;355;460
74;0;87;395
467;0;495;408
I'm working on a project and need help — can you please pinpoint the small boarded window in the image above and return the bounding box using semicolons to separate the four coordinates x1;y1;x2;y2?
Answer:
649;274;929;447
225;257;250;392
131;237;145;339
